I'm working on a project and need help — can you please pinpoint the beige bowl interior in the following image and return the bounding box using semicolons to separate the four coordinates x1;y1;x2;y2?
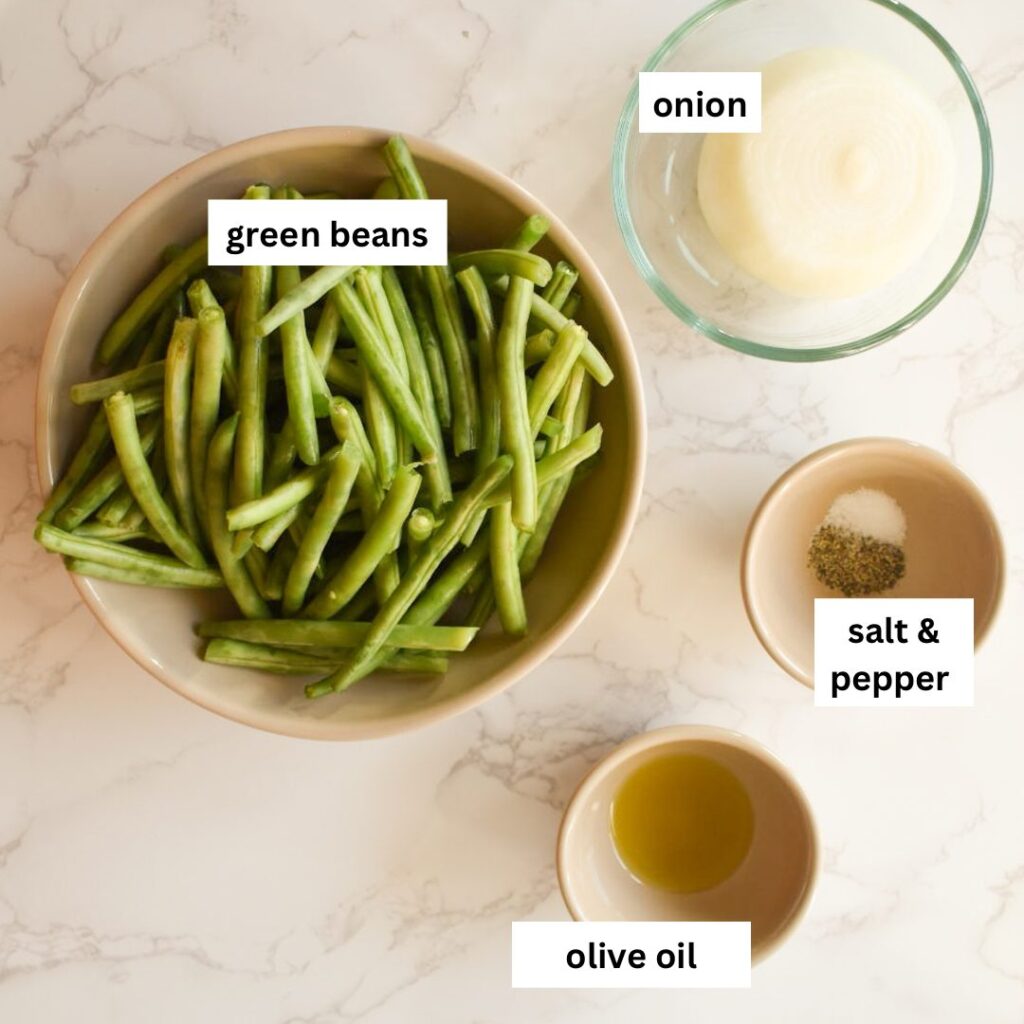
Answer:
742;438;1004;686
557;726;818;962
36;127;645;740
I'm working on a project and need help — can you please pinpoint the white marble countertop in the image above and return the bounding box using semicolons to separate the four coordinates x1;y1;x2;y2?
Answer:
2;0;1023;1020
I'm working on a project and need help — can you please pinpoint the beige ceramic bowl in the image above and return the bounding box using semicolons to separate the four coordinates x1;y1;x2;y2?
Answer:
742;438;1005;686
557;725;818;963
36;127;646;740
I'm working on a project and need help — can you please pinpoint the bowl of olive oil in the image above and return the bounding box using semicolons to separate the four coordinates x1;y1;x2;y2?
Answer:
557;725;817;962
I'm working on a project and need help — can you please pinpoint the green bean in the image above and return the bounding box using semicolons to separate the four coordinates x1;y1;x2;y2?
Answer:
455;265;500;543
325;354;363;396
355;267;409;377
451;249;553;288
264;421;298;492
503;214;550;252
243;545;272;599
66;557;223;589
135;294;183;366
70;360;166;405
485;423;602;507
163;317;202;545
70;523;149;542
190;306;226;535
263;533;294;599
527;322;586;439
233;184;274;557
406;505;435;562
561;292;581;320
521;371;591;579
311;297;342;369
539;416;565;440
252;502;301;552
331;281;438;463
54;416;161;531
282;441;361;616
96;481;134;526
490;276;613;387
186;279;238;405
204;414;269;618
496;276;537;532
226;447;340;530
466;577;497;628
405;530;490;626
38;408;112;523
276;263;320;465
307;454;511;696
256;265;354;338
204;638;445;675
381;267;451;508
98;235;207;365
402;267;451;430
105;392;206;568
36;522;204;575
305;340;332;418
524;329;555;369
540;260;579;311
198;617;476;652
382;137;479;454
490;502;526;635
328;397;380;490
302;463;422;619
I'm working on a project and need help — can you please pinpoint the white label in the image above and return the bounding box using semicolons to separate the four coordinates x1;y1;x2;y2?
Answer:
814;598;974;707
206;199;448;266
638;72;762;133
510;921;751;989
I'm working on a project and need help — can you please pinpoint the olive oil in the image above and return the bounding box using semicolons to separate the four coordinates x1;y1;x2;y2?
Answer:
610;753;755;893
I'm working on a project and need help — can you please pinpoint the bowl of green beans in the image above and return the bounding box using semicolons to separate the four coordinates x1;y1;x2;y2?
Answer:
35;127;645;740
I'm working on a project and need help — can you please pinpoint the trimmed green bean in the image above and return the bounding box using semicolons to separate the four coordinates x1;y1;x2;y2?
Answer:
204;638;445;676
485;423;602;507
226;446;340;530
53;416;160;531
561;291;581;320
282;441;361;616
502;214;550;252
307;454;512;696
36;522;205;575
38;408;111;524
256;265;354;338
97;480;134;526
524;330;555;369
490;276;613;387
490;502;526;635
187;279;238;405
204;414;270;618
325;354;363;396
67;557;223;589
382;136;479;454
198;617;476;652
381;266;451;509
540;260;579;311
190;306;227;535
70;360;166;405
311;298;342;369
98;235;207;365
276;263;320;466
163;317;202;544
496;276;537;532
71;523;148;542
451;249;553;288
105;392;206;568
302;463;422;619
402;267;451;430
264;421;298;492
135;293;182;366
252;502;301;552
331;281;438;463
233;184;274;558
527;322;586;439
405;530;490;626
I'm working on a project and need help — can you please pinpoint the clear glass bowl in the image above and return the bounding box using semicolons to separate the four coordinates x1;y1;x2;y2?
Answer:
612;0;993;361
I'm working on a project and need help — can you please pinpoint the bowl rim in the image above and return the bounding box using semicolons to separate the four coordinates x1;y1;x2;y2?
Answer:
35;125;647;741
740;437;1007;685
555;723;820;964
611;0;994;362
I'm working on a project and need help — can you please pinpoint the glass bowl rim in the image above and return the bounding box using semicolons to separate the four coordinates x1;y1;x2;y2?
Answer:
611;0;994;362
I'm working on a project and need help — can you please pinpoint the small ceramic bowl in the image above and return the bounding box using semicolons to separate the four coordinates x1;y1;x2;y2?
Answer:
557;725;818;963
36;127;646;740
742;438;1005;686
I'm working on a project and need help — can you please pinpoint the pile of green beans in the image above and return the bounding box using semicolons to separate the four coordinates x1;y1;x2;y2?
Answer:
35;135;611;699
